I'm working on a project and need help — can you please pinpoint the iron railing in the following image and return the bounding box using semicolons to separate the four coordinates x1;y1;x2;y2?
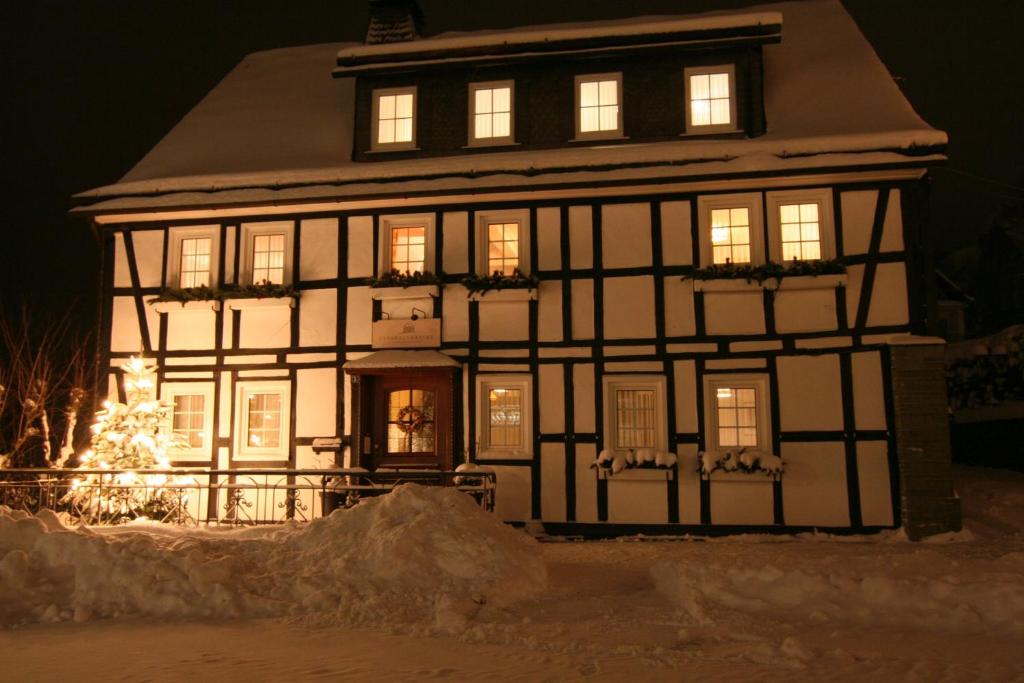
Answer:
0;468;495;527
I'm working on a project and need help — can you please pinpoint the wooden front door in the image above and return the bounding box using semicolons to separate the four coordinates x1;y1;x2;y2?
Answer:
368;371;453;470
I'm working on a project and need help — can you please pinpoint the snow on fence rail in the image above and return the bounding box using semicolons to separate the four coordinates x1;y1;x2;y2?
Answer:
0;468;495;526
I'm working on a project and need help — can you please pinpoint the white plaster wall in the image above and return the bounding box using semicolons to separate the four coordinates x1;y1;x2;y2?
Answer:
224;226;236;284
880;189;904;252
571;280;595;339
673;360;698;434
573;363;595;433
677;443;701;524
607;474;669;523
604;276;656;339
296;368;336;438
443;211;469;273
710;479;774;525
239;306;291;349
540;443;567;522
777;354;844;431
347;216;374;278
660;200;692;266
491;465;532;522
867;264;909;327
166;309;216;351
844;265;865;324
345;287;372;345
537;207;561;271
601;203;651;268
218;371;232;439
538;281;562;342
132;230;165;287
478;301;529;341
774;288;837;333
575;443;598;522
569;206;593;269
840;190;877;255
781;442;850;526
538;363;565;434
298;289;337;347
114;233;132;288
664;278;696;337
442;286;469;341
299;218;338;281
704;291;765;335
110;297;144;352
857;441;894;526
852;351;887;430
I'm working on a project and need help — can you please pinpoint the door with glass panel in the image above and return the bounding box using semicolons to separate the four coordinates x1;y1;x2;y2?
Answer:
370;372;452;469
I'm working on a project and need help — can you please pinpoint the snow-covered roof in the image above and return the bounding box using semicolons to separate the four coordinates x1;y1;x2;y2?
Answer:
74;1;946;215
343;350;460;370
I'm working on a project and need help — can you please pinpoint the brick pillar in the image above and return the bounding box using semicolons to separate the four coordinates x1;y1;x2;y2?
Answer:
889;343;962;540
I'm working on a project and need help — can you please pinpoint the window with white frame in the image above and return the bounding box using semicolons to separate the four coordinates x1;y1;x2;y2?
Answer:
476;374;533;459
575;73;623;139
602;375;667;454
702;374;771;454
235;381;291;460
372;87;417;151
162;383;214;459
469;81;514;145
379;213;435;275
685;65;737;133
240;221;294;285
168;226;220;289
766;189;835;263
697;193;764;266
476;209;530;276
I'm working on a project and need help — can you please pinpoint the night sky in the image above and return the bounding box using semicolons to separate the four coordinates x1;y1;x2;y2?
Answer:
3;0;1021;330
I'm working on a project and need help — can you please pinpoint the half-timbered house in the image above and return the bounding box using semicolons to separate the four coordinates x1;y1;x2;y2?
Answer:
73;0;960;538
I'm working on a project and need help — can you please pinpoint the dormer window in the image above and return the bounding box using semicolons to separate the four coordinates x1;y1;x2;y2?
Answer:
574;73;623;140
372;86;417;151
685;65;737;133
469;81;514;146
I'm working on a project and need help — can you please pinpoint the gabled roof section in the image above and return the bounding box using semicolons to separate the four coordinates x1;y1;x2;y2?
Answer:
334;11;782;76
76;1;947;215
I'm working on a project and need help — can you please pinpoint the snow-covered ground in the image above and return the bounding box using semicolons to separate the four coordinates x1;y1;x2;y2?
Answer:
3;466;1023;682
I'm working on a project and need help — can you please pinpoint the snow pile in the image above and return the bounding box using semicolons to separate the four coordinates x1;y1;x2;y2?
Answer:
0;484;546;631
651;553;1024;636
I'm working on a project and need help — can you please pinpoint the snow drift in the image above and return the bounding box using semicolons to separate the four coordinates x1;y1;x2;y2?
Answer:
651;553;1024;636
0;484;546;630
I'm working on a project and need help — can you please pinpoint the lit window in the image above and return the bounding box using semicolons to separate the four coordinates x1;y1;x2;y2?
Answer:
710;207;752;265
252;233;286;284
603;376;667;454
685;65;737;133
469;81;513;145
372;87;417;151
162;383;214;460
575;73;622;139
697;193;765;267
387;389;435;454
390;226;426;274
703;375;771;454
766;190;835;263
168;226;219;289
235;381;291;460
475;209;530;276
241;221;294;285
477;375;533;459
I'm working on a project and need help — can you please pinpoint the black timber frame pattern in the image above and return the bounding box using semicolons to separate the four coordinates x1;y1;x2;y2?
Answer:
97;177;924;533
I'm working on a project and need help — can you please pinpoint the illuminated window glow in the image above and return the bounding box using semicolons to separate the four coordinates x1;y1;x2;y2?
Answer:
251;233;286;284
715;386;759;448
374;89;415;147
390;226;426;273
179;237;211;288
486;222;520;275
387;389;435;454
487;387;522;448
576;74;622;137
779;203;822;261
710;207;752;264
614;389;656;449
246;393;281;449
472;85;512;141
172;394;206;449
689;72;732;127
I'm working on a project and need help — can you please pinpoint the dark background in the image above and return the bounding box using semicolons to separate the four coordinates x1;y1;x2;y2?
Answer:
2;0;1022;334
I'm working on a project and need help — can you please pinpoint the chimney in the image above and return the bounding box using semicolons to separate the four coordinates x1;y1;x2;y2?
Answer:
366;0;424;45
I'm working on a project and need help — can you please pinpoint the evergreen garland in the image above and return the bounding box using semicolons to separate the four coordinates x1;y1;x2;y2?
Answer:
684;259;846;284
461;268;539;297
148;281;298;305
368;269;443;288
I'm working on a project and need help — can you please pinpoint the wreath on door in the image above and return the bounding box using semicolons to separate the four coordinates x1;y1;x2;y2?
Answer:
396;405;427;434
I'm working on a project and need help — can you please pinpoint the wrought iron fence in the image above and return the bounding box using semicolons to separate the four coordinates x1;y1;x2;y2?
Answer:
0;468;495;527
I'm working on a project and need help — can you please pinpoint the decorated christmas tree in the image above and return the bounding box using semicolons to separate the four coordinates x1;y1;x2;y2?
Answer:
66;357;192;523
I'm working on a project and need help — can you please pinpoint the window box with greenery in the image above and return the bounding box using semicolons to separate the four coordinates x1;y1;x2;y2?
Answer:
592;447;678;480
148;281;300;311
461;268;539;301
685;259;847;292
698;447;784;481
369;270;443;301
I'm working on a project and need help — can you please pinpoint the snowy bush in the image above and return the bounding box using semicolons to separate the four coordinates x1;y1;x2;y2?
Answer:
592;448;677;473
698;448;783;477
